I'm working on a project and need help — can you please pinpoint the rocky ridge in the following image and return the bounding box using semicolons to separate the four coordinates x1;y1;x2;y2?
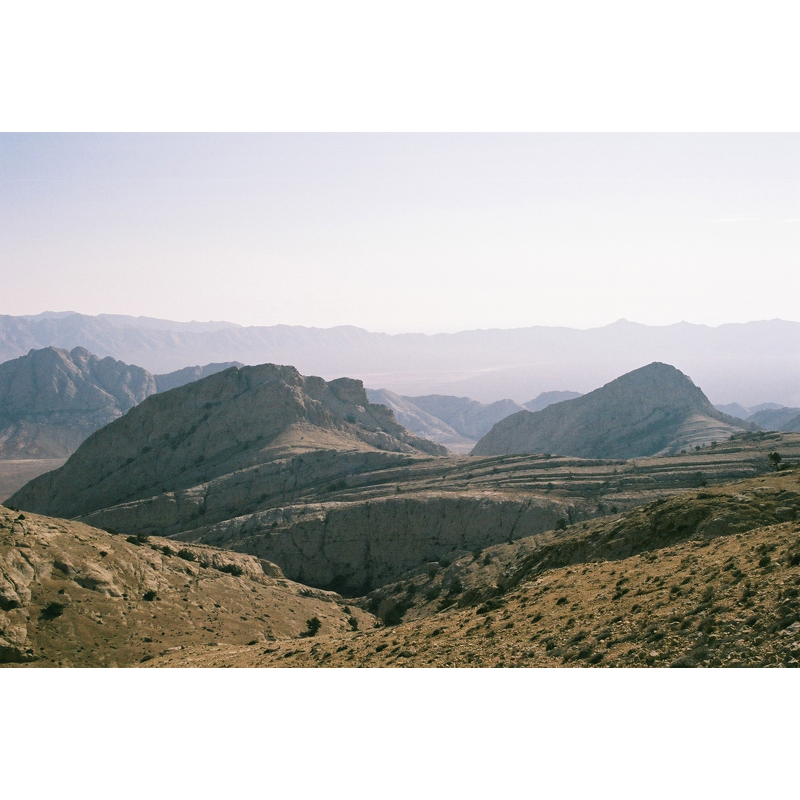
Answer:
0;346;155;460
473;362;758;459
9;363;447;523
154;361;244;393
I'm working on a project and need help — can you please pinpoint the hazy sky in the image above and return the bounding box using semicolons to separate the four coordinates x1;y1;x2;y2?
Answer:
1;133;798;333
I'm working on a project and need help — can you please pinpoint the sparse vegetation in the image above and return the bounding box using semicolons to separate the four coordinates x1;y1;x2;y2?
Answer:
40;601;66;621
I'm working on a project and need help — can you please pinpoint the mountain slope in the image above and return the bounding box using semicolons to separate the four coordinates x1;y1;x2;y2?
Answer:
365;388;475;453
155;361;244;392
9;363;447;522
748;407;800;433
524;391;582;412
406;395;525;440
0;347;155;460
0;504;372;666
473;362;758;459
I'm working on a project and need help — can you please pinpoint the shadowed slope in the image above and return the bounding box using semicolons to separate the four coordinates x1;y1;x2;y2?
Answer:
0;346;156;460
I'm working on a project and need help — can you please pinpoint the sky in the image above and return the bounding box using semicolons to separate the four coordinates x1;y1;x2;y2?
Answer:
1;133;798;333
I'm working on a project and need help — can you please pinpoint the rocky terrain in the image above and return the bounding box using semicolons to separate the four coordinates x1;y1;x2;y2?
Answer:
6;465;800;668
147;469;800;668
10;361;800;594
365;390;582;453
366;388;475;453
0;504;373;666
0;346;155;460
473;363;758;458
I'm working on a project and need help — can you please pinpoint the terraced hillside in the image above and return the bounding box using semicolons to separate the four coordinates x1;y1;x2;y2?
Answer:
148;469;800;668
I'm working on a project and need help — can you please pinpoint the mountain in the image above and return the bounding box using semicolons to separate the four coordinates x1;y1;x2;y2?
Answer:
9;362;447;522
155;361;244;392
365;388;475;453
3;312;800;406
405;395;526;440
472;362;759;459
715;402;752;420
748;407;800;433
714;402;787;420
0;346;155;460
524;390;582;412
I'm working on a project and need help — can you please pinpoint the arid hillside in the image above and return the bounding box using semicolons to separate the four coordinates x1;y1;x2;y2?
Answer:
0;505;373;666
146;469;800;668
473;362;757;458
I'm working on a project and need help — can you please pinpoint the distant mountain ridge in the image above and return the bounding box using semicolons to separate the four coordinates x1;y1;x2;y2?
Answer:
473;362;759;459
365;390;579;452
0;346;155;459
3;312;800;405
0;347;247;463
155;362;244;392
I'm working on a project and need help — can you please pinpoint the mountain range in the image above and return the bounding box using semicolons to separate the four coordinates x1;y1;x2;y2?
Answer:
0;347;243;463
3;312;800;406
365;389;583;452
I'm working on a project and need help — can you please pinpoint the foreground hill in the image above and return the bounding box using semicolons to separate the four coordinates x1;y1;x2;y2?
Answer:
0;346;155;460
473;363;757;459
0;505;373;666
148;470;800;668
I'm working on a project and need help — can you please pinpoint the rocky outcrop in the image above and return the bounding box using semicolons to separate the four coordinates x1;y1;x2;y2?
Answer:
171;492;573;594
0;346;156;459
10;363;447;520
473;363;759;459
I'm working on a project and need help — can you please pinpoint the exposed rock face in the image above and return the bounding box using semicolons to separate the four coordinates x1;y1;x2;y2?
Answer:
473;363;759;459
169;492;570;594
10;363;447;521
366;388;475;453
155;362;244;393
0;347;156;459
405;395;526;440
